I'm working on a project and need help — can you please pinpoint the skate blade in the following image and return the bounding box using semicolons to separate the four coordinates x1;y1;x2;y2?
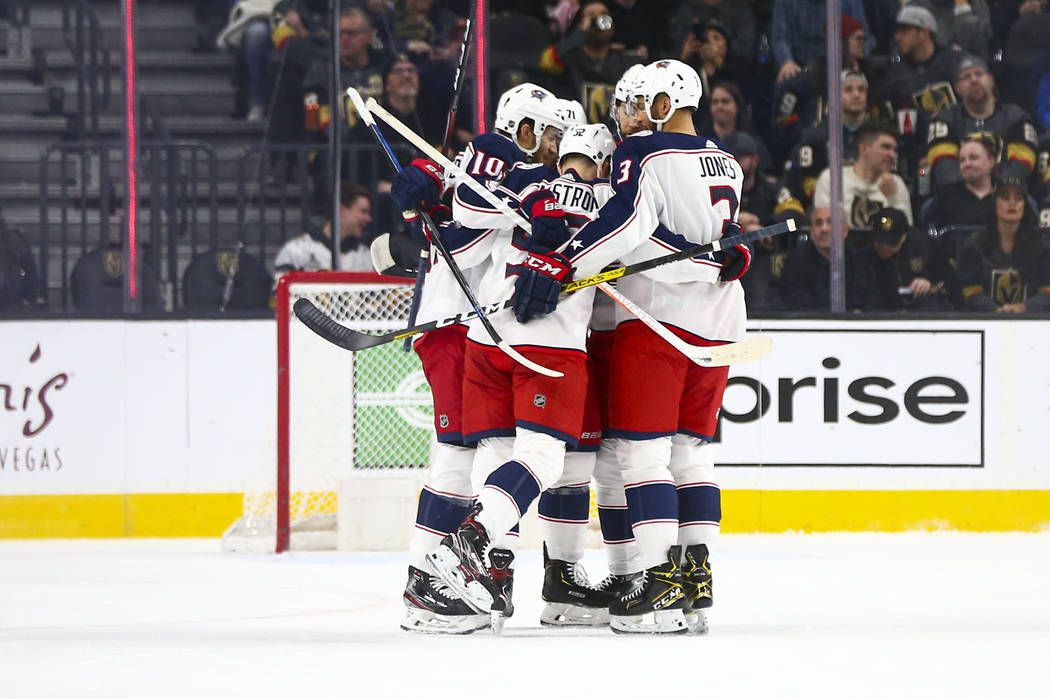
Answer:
425;546;494;614
684;609;710;635
401;607;489;635
610;609;689;635
489;611;508;635
539;602;610;627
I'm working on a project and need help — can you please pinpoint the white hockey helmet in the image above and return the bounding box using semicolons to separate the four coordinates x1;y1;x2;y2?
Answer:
613;63;645;105
630;59;702;129
557;99;588;127
559;123;616;171
494;82;566;155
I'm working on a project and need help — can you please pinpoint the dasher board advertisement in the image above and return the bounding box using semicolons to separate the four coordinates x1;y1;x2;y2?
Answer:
718;329;983;467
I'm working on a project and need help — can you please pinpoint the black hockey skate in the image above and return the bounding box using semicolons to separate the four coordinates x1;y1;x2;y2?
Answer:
401;565;490;635
425;504;499;614
488;547;515;634
609;545;689;634
680;543;713;635
540;544;615;627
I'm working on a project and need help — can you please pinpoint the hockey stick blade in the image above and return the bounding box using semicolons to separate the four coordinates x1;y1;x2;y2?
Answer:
293;298;563;376
693;335;773;367
294;298;394;350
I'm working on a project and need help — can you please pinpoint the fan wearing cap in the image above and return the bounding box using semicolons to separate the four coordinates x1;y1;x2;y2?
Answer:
925;54;1038;193
879;4;963;129
777;68;880;219
958;165;1050;312
865;207;951;311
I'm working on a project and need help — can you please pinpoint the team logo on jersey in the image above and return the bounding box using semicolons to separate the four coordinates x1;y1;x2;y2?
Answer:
533;393;547;408
439;414;449;428
911;82;956;116
992;268;1025;305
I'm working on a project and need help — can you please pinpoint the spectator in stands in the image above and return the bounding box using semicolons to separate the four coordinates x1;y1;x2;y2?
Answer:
303;6;387;140
778;69;881;219
216;0;279;123
922;136;998;307
814;122;914;230
350;53;438;149
606;0;674;60
878;4;964;177
925;54;1038;193
771;0;869;84
680;19;731;96
1001;0;1050;122
670;0;756;81
958;164;1050;311
779;204;876;311
700;81;772;169
0;208;39;311
770;15;874;156
866;206;952;311
273;181;376;283
927;0;993;59
539;0;642;115
926;135;997;230
724;132;797;311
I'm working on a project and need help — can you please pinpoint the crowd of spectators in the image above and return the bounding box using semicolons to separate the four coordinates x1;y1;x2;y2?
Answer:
160;1;1050;314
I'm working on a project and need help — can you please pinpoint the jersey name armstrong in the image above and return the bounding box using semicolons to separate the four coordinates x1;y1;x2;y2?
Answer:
547;181;596;211
699;154;737;180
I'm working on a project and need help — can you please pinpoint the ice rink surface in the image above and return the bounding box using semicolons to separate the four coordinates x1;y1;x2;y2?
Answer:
2;533;1048;698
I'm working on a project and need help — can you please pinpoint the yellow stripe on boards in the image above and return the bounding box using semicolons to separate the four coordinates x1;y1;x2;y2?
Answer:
1;491;1048;539
722;490;1050;533
0;493;242;538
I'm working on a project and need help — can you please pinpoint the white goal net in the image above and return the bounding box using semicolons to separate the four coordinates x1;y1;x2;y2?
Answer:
222;271;433;552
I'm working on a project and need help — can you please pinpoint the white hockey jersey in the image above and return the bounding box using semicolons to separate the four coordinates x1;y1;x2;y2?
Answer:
567;130;747;343
451;169;613;352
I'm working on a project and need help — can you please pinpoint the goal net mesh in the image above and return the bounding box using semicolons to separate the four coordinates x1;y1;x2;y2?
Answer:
223;274;433;551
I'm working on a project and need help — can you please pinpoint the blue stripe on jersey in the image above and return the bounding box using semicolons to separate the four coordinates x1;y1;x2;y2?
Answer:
538;486;590;524
484;460;542;519
415;488;474;534
462;427;516;445
677;483;721;525
516;419;580;449
598;506;633;543
625;481;678;526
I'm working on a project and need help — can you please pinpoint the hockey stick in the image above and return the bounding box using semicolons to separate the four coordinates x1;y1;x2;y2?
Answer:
365;96;786;366
343;88;562;378
401;9;475;351
293;218;795;361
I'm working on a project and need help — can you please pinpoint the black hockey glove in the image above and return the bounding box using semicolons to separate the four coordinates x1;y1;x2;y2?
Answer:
717;243;752;282
513;248;573;323
391;158;443;213
519;190;571;250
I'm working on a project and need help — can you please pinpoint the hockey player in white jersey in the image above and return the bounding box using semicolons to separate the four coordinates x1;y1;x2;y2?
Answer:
424;124;617;627
514;59;753;635
396;83;574;634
